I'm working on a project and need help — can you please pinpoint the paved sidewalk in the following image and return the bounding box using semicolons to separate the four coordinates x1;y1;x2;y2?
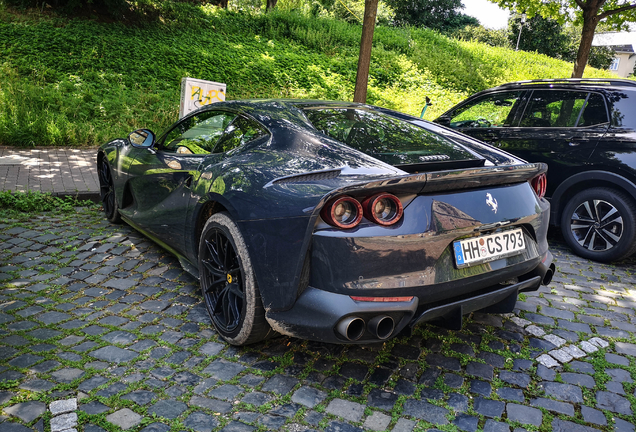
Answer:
0;147;99;200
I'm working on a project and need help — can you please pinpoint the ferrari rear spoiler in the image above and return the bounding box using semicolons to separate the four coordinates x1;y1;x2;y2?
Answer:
322;162;547;201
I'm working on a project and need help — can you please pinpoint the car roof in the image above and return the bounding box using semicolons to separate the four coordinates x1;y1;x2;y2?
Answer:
186;99;384;129
489;78;636;91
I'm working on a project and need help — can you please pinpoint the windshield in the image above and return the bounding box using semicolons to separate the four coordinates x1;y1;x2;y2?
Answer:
303;107;478;166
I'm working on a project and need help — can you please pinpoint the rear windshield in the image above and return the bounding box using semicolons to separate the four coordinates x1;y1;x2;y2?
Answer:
303;107;478;165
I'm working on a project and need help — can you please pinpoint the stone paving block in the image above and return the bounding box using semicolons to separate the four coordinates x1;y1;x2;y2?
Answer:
596;391;632;415
392;418;416;432
580;406;607;426
499;371;530;388
5;401;46;423
363;411;391;431
606;368;633;383
588;337;609;348
562;345;586;359
402;399;448;425
325;398;365;422
106;408;142;430
90;346;138;363
536;354;559;368
183;412;220;432
474;397;505;418
483;419;511;432
579;341;599;354
530;397;574;416
261;374;299;395
525;325;545;337
291;386;327;408
561;372;595;388
614;418;636;432
190;396;232;413
51;412;78;432
549;348;573;363
506;403;542;426
543;334;566;347
50;398;77;415
551;418;602;432
466;362;493;381
615;342;636;357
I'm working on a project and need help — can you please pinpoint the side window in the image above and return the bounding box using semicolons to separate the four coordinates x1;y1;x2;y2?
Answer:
449;91;523;128
161;111;236;154
519;90;587;128
578;93;608;127
213;117;269;154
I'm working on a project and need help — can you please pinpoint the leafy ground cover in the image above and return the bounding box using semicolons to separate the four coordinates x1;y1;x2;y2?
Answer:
0;4;617;147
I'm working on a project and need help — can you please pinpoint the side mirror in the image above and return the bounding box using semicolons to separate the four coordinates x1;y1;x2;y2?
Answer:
128;129;155;148
436;116;451;127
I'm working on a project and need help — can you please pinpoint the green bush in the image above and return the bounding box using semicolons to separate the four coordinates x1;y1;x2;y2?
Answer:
0;190;92;212
0;4;621;147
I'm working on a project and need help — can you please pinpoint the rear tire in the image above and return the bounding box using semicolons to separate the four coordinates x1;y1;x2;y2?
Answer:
198;212;273;345
560;187;636;262
98;158;121;224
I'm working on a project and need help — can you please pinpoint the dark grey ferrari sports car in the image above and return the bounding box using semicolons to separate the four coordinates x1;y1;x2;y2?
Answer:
97;100;554;345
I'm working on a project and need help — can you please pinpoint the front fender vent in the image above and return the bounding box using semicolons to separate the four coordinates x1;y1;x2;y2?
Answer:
272;169;341;185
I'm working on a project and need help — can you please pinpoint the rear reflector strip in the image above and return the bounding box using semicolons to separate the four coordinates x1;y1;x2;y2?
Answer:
350;296;414;302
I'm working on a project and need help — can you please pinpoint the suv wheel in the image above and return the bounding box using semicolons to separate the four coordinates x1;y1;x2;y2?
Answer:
561;187;636;262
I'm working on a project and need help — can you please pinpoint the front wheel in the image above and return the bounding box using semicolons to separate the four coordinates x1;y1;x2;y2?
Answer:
98;158;121;224
198;212;273;345
560;187;636;262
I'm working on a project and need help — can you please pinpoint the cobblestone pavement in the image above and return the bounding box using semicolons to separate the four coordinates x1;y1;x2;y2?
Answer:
1;207;636;432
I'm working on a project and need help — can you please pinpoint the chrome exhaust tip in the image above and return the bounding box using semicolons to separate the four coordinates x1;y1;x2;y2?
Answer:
336;317;365;341
367;315;395;340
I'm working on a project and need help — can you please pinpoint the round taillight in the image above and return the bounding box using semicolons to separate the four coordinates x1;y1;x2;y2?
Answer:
531;173;547;199
362;193;403;226
321;196;363;229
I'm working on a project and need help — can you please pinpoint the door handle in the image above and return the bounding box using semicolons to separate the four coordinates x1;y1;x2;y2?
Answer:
568;142;580;147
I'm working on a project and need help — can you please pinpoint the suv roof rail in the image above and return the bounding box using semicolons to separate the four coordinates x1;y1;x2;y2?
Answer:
494;78;636;88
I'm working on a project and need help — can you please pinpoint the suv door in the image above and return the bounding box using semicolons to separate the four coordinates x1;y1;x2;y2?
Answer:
499;90;609;198
439;90;527;145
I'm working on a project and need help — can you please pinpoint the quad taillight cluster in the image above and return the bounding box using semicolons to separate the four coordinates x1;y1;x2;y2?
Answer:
530;173;547;199
321;193;404;229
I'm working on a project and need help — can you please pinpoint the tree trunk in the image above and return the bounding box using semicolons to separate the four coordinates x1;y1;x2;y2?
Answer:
572;4;600;78
266;0;277;11
353;0;378;103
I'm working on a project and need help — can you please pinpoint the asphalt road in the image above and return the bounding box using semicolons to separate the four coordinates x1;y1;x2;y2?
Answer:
1;206;636;432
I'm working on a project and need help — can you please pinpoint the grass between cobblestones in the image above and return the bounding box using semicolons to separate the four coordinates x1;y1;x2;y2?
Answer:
0;206;635;432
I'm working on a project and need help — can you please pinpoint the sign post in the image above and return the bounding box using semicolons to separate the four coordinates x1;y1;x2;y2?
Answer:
179;77;227;119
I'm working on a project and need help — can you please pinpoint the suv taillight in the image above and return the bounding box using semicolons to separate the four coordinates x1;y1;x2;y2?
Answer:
531;173;547;198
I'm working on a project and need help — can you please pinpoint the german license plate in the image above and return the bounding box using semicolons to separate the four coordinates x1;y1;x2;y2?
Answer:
453;228;525;268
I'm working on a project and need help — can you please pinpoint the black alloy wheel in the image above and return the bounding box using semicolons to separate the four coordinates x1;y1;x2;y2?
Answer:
98;158;121;223
561;187;636;262
199;212;272;345
201;228;244;333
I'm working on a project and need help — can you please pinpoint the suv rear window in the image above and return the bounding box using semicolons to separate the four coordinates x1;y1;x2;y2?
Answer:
303;107;477;166
520;90;588;127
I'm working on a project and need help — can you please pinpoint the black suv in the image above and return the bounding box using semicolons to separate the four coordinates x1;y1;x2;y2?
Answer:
435;78;636;262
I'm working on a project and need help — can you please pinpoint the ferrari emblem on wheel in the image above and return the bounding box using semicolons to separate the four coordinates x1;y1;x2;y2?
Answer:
226;274;233;284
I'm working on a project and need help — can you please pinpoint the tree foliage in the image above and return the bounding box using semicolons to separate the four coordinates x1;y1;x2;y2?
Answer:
509;14;567;58
490;0;636;77
386;0;478;32
453;25;511;48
